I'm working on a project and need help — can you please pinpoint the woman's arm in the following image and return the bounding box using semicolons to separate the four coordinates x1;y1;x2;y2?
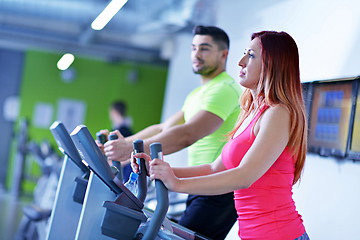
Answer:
150;105;291;195
131;153;226;178
172;154;226;178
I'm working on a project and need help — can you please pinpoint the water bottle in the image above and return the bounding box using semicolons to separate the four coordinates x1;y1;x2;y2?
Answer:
124;172;138;196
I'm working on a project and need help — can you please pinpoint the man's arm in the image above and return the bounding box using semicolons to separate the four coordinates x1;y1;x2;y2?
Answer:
144;110;223;155
104;110;223;162
126;111;185;142
104;110;186;161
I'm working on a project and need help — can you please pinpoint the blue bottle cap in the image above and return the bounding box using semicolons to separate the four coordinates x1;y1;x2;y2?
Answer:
130;172;138;181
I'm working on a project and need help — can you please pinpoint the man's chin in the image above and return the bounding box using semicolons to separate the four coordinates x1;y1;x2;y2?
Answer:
192;68;203;74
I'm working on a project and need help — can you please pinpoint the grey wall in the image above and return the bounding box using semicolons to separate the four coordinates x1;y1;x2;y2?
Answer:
0;49;24;190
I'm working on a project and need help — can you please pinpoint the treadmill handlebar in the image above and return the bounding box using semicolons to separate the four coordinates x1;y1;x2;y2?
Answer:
143;142;169;240
96;132;122;180
71;125;119;193
50;121;89;174
132;139;147;203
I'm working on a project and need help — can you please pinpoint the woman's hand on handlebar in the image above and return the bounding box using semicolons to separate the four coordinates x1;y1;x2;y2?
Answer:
149;158;180;192
131;152;150;176
131;152;180;191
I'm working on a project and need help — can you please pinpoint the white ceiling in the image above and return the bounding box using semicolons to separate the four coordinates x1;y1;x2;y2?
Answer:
0;0;218;64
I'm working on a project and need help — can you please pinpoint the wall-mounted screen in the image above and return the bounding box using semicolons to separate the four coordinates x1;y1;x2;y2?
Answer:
348;81;360;160
308;81;354;157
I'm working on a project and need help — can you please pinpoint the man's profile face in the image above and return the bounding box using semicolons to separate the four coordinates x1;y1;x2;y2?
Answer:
191;35;225;76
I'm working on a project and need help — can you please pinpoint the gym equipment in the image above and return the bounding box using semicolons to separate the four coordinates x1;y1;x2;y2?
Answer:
45;121;90;240
145;182;188;222
71;125;209;240
97;132;186;221
45;122;127;240
71;125;145;239
11;119;29;199
96;132;123;182
15;140;62;240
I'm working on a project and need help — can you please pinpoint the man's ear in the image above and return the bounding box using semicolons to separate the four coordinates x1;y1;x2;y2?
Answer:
222;49;229;59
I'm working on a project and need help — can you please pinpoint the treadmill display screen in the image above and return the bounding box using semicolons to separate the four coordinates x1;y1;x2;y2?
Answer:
308;81;353;156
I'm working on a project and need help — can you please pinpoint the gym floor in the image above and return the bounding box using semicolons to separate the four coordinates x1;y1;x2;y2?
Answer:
0;188;239;240
0;190;26;240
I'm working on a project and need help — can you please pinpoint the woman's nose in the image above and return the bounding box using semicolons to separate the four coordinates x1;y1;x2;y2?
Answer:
238;55;247;67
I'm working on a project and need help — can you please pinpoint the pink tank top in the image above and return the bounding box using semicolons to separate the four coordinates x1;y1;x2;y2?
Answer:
222;106;305;240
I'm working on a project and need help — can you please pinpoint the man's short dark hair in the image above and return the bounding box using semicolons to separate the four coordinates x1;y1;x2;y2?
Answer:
111;101;127;117
193;25;230;50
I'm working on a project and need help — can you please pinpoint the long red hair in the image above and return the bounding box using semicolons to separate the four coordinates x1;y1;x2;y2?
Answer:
230;31;307;184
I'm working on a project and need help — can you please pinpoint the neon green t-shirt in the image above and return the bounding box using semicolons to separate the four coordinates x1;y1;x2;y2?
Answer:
182;72;242;166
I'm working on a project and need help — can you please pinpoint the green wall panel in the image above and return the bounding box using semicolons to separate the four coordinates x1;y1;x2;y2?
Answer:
20;51;167;136
8;50;168;195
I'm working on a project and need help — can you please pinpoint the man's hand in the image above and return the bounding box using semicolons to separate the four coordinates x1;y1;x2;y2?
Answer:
103;130;132;161
95;129;109;154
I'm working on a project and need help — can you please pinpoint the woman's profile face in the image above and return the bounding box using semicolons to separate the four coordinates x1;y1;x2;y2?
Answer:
238;37;263;90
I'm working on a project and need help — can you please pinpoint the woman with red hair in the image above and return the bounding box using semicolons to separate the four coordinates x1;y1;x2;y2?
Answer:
133;31;309;240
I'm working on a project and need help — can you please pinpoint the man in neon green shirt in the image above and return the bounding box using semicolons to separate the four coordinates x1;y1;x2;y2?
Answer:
182;71;241;166
103;25;242;239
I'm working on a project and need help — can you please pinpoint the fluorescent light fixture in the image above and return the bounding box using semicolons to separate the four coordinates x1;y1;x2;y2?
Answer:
57;53;75;71
91;0;128;31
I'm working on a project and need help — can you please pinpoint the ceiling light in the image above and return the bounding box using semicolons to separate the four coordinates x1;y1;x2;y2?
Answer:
91;0;128;31
57;53;75;71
